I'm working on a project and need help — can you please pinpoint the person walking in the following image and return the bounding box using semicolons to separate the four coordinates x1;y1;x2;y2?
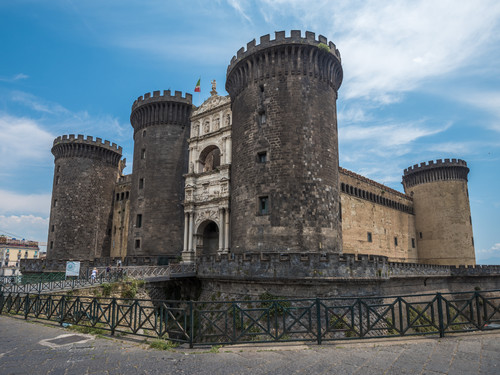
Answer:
91;268;98;283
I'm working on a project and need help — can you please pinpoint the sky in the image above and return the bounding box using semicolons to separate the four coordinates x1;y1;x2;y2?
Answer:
0;0;499;263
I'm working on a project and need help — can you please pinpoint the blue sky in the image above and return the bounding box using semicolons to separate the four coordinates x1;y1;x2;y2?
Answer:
1;0;499;263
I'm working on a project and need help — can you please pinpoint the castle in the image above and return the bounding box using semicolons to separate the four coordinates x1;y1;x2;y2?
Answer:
45;30;476;270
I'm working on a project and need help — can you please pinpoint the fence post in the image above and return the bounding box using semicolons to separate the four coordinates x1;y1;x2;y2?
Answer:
436;293;445;338
316;298;322;345
474;291;483;329
0;291;3;315
111;298;116;335
24;294;30;320
189;300;194;349
60;295;66;324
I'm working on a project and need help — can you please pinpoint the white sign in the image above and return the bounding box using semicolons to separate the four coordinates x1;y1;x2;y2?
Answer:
65;261;80;277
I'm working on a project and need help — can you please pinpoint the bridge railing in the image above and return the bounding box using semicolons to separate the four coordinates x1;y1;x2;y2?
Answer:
0;264;196;294
1;289;499;347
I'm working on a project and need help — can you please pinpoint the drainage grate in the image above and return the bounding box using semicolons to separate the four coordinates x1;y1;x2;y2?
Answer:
39;334;94;348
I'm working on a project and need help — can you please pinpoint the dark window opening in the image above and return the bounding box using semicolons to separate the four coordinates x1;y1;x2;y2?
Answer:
367;232;372;242
412;238;416;248
126;191;129;199
56;166;60;173
107;228;111;236
260;84;264;92
141;148;146;159
51;225;55;232
419;232;423;239
394;237;398;246
114;226;117;234
121;192;125;200
339;202;342;222
139;178;144;189
116;193;120;201
257;151;267;163
53;199;57;207
135;239;141;249
136;214;142;228
143;130;146;137
259;111;266;125
259;196;269;215
55;176;59;185
50;241;54;250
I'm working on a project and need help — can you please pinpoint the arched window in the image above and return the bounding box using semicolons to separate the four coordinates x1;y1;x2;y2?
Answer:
199;145;221;173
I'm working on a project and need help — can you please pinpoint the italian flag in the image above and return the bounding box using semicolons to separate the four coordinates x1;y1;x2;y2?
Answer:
194;78;201;92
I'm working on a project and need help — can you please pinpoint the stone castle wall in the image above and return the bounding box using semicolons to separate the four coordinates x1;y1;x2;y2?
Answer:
226;31;344;254
128;90;192;257
339;168;418;262
47;135;122;261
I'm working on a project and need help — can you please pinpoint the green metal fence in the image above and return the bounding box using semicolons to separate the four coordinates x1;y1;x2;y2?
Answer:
1;290;499;347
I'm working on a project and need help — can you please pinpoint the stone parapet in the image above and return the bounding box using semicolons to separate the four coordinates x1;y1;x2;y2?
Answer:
403;159;469;188
226;30;343;98
52;134;122;167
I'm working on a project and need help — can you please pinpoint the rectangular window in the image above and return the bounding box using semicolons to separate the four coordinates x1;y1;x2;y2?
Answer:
135;239;141;249
139;178;144;189
419;232;423;239
126;191;129;199
116;193;120;201
141;148;146;159
55;176;60;185
53;199;57;207
259;111;266;125
258;151;267;163
394;237;398;246
51;225;55;232
50;241;54;250
412;238;416;248
259;196;269;215
136;214;142;228
367;232;372;242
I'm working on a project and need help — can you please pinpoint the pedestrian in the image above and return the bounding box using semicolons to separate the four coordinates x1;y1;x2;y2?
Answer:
91;267;98;282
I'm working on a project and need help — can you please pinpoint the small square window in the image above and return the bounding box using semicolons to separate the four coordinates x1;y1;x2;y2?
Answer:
257;151;267;163
259;196;269;215
367;232;372;242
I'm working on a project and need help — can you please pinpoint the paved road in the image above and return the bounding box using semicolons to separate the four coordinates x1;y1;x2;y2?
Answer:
0;315;499;374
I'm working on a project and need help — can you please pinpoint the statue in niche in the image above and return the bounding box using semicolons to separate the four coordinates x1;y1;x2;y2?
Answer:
214;118;220;130
189;162;194;173
193;124;199;137
118;158;126;177
225;114;231;126
204;121;210;133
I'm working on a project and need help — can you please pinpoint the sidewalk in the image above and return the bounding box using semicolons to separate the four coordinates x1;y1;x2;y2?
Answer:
0;315;499;374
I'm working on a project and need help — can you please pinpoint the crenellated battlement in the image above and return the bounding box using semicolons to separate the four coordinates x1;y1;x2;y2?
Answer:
130;90;193;133
131;90;192;111
226;30;343;97
53;134;122;153
51;134;122;166
404;158;468;175
402;159;469;188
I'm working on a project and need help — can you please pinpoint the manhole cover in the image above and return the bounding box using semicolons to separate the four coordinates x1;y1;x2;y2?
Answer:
39;334;94;348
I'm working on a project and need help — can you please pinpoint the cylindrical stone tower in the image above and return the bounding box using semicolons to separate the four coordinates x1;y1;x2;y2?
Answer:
47;134;122;260
128;90;192;257
226;30;343;254
402;159;475;266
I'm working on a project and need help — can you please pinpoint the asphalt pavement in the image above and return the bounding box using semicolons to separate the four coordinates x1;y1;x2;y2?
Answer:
0;315;499;374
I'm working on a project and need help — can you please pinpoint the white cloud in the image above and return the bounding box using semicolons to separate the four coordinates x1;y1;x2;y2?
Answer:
0;73;29;82
0;113;55;168
227;0;252;23
456;90;500;132
257;0;500;103
0;190;51;216
0;215;49;244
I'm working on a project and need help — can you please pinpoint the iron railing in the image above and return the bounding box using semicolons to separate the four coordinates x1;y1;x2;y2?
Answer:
0;264;196;294
1;289;499;347
0;272;66;286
